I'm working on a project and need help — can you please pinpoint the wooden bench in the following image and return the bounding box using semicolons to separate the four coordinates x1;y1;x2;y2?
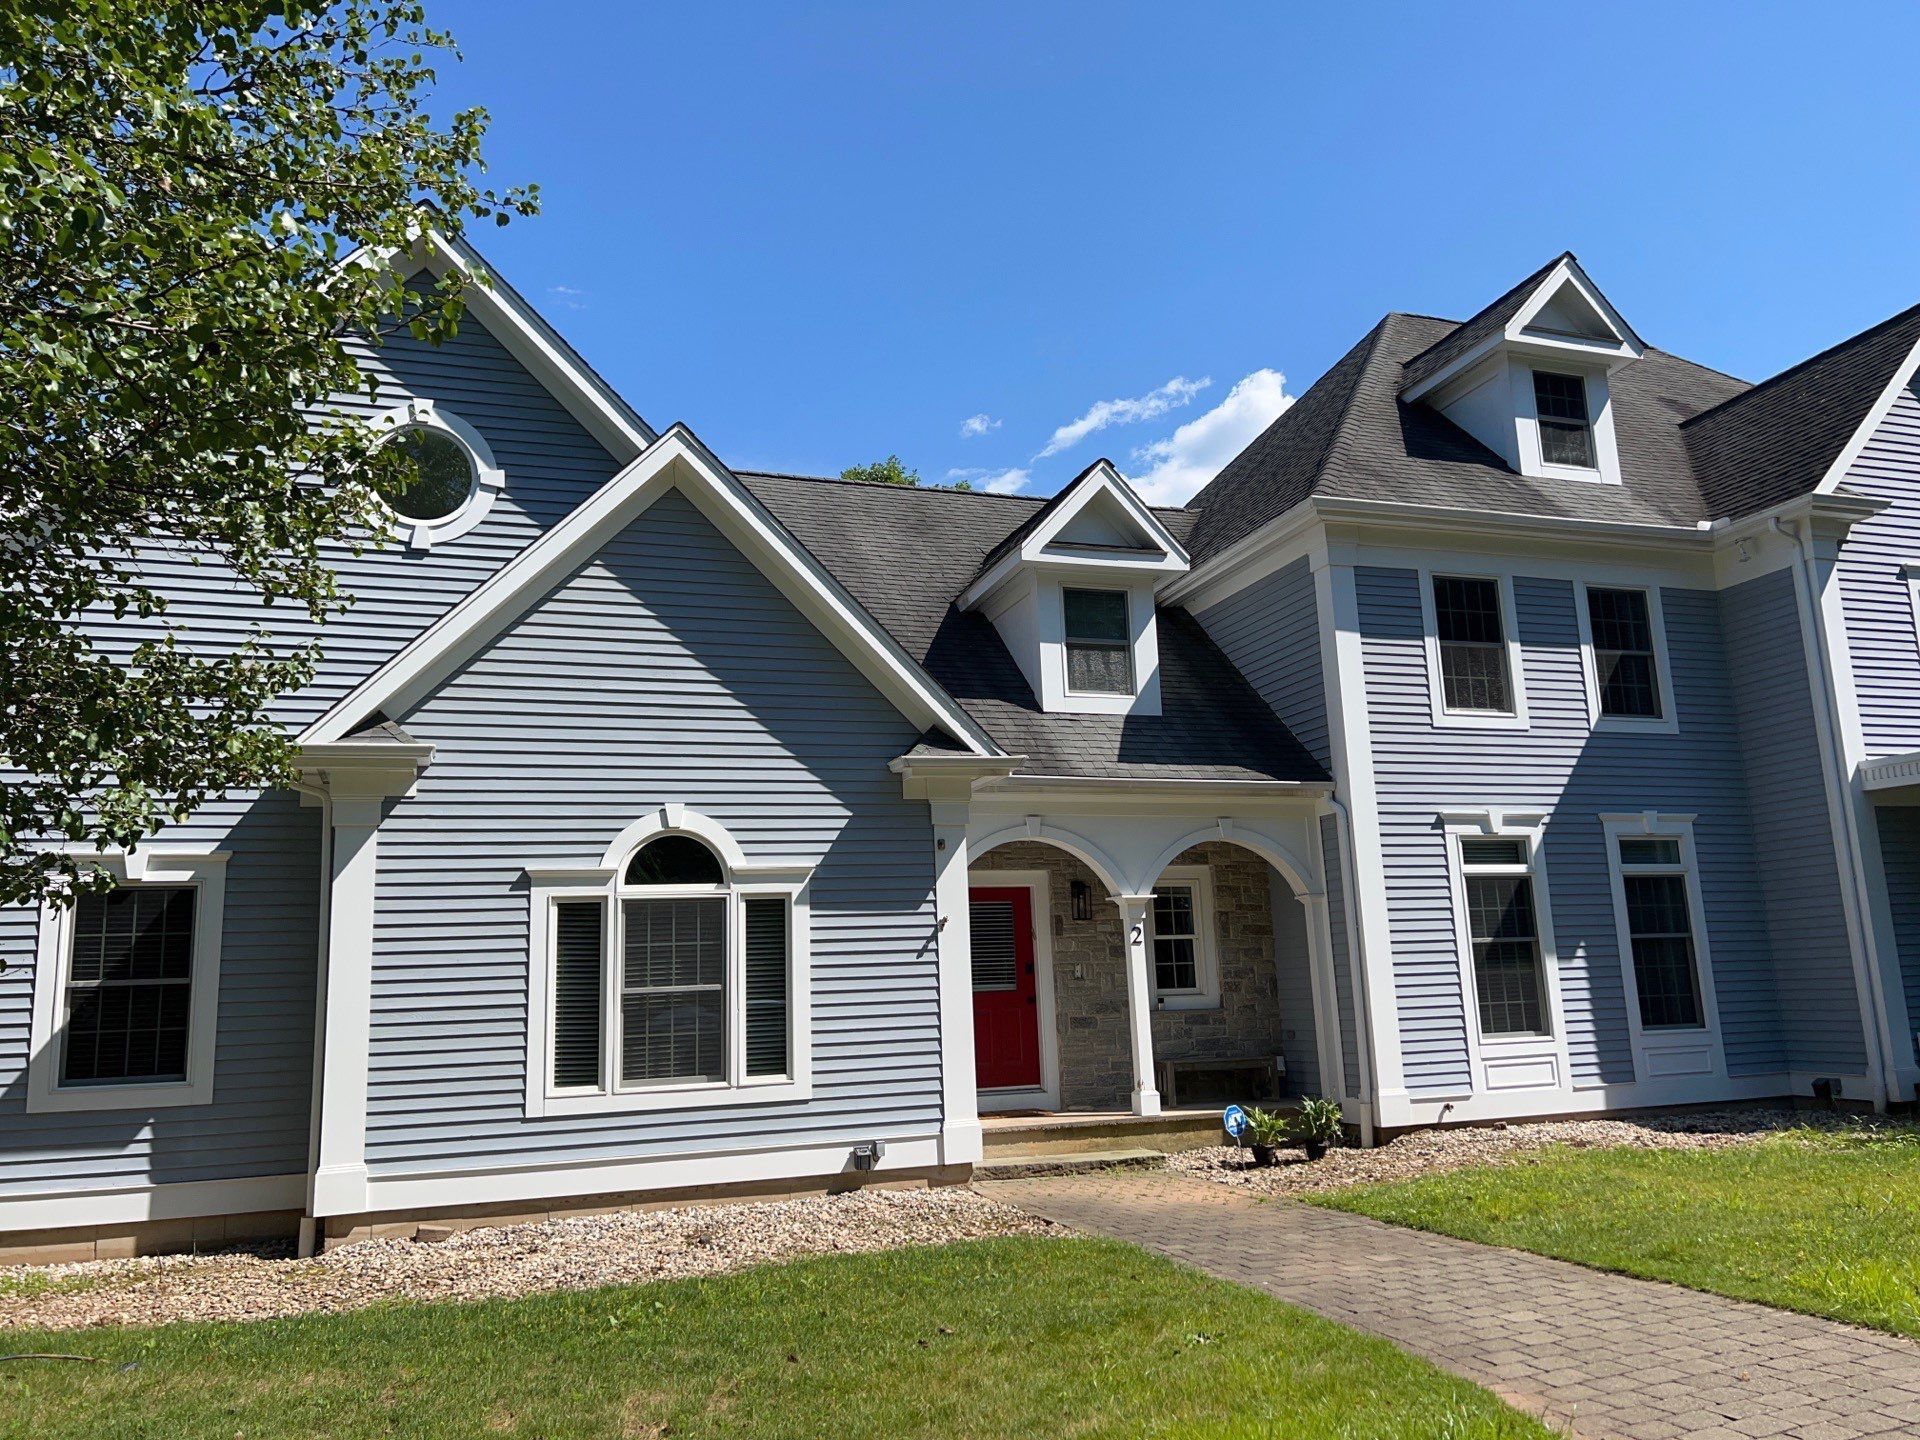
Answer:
1157;1055;1282;1108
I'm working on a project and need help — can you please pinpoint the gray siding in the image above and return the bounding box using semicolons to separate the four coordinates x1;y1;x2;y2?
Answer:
1876;806;1920;1059
1720;570;1867;1072
0;295;624;1197
366;487;938;1174
1196;557;1330;769
0;794;321;1193
1839;385;1920;757
1357;565;1790;1096
1318;813;1362;1098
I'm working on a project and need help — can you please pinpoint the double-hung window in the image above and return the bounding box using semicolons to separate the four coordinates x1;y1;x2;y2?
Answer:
535;826;806;1115
1615;837;1705;1030
1432;575;1517;717
1586;586;1664;721
28;848;228;1114
1533;371;1595;468
1147;867;1218;1008
1459;837;1548;1037
1063;588;1133;695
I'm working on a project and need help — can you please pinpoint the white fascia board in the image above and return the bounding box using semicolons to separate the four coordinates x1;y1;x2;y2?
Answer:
959;460;1189;612
976;774;1334;799
300;426;999;756
1813;331;1920;496
1309;495;1713;549
1509;255;1645;357
345;228;655;464
1400;257;1643;405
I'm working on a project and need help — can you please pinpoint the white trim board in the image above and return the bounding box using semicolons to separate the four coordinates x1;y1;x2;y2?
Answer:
27;847;230;1114
967;868;1060;1112
298;425;999;756
0;1173;305;1234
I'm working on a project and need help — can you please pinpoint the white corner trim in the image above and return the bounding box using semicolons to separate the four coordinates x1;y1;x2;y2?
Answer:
1573;579;1682;735
524;812;815;1120
26;847;229;1114
297;425;998;757
1438;809;1573;1098
371;398;506;552
1418;568;1531;731
1598;812;1727;1085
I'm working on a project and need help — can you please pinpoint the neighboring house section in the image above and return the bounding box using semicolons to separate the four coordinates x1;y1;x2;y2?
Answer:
10;233;1920;1258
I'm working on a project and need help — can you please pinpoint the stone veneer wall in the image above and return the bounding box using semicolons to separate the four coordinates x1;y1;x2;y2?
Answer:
972;841;1298;1110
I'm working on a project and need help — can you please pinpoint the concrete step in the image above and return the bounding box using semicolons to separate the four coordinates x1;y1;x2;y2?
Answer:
974;1147;1169;1179
981;1109;1229;1157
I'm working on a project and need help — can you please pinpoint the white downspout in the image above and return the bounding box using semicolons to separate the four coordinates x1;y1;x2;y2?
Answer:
1322;796;1378;1147
1775;517;1898;1109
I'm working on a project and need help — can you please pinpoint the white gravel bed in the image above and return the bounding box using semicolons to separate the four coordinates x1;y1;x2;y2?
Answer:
0;1185;1049;1332
1169;1105;1875;1198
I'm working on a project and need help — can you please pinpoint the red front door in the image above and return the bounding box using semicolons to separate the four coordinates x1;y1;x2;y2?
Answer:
970;886;1040;1090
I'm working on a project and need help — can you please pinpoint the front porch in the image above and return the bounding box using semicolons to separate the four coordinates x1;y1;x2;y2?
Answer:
965;820;1344;1122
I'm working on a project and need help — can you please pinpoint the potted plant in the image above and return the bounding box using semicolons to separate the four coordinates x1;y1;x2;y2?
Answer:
1291;1096;1345;1162
1242;1106;1293;1167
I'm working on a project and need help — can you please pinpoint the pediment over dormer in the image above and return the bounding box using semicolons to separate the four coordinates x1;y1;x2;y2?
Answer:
1402;254;1645;485
959;460;1189;717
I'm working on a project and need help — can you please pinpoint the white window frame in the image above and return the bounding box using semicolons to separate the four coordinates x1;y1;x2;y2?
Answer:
523;808;812;1118
1060;584;1139;702
1575;580;1679;735
1903;563;1920;658
1439;809;1570;1095
1601;812;1725;1083
1419;570;1530;730
373;398;506;553
1147;864;1220;1011
27;847;229;1113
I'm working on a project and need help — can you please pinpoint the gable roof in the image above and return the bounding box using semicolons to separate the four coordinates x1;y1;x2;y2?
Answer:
1398;253;1571;396
738;472;1328;785
1682;305;1920;519
299;427;1000;757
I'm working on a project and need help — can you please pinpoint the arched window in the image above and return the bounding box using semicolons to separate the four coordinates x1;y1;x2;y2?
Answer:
536;817;806;1112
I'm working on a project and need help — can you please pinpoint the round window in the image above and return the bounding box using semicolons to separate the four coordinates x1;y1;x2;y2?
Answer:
378;426;477;522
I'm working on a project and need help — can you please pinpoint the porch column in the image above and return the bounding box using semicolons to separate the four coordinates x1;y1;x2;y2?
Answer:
1112;894;1162;1117
932;801;982;1164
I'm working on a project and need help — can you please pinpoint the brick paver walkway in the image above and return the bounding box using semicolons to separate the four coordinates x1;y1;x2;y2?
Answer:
979;1171;1920;1440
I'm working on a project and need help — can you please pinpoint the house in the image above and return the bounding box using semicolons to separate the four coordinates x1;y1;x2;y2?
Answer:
7;234;1920;1261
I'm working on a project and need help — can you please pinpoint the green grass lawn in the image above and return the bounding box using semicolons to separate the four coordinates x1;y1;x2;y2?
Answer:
0;1236;1551;1440
1314;1126;1920;1337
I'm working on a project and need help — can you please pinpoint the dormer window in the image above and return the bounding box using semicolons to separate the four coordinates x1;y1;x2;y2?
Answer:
1532;371;1595;468
1064;588;1133;695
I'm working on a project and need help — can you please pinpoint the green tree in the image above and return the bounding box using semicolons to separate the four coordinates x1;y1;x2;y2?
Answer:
0;2;536;904
840;455;919;487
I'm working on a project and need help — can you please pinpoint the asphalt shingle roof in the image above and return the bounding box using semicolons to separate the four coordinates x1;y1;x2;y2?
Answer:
1682;305;1920;519
1185;312;1751;563
1398;252;1572;395
737;472;1328;785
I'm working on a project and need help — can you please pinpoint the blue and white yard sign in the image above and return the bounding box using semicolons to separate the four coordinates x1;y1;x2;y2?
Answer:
1222;1103;1249;1140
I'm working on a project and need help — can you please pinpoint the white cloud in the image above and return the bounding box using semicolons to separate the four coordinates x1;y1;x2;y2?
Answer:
979;467;1032;495
1036;375;1210;459
960;413;1001;437
1127;369;1292;506
943;466;989;482
548;284;588;311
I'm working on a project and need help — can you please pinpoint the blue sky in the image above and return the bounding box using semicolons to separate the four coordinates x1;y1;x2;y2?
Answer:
432;4;1920;503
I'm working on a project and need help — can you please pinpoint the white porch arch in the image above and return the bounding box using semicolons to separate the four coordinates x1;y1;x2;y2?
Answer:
967;819;1129;896
1138;819;1319;900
